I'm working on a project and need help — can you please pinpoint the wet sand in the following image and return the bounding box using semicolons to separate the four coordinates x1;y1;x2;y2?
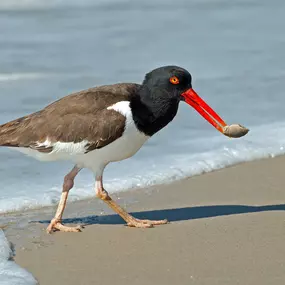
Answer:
4;156;285;285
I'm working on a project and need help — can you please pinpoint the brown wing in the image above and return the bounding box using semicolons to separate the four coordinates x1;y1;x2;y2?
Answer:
0;83;140;153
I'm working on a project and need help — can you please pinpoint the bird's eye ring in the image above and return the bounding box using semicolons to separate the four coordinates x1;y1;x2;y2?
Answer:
170;76;179;85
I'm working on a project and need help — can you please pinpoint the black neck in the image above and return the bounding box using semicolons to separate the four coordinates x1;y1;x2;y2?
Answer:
130;85;179;136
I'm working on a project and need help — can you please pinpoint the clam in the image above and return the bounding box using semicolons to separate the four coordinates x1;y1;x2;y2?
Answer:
222;124;249;138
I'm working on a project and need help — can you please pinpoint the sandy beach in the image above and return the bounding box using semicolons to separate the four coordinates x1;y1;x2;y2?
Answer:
1;0;285;284
3;155;285;285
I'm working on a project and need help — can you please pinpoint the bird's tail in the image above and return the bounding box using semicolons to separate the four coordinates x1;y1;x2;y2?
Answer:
0;115;30;147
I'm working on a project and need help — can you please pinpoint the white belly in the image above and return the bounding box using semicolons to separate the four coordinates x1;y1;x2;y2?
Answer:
74;124;148;171
13;101;149;173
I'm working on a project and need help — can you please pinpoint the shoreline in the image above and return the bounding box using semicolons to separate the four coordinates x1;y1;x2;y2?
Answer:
4;155;285;284
0;156;265;220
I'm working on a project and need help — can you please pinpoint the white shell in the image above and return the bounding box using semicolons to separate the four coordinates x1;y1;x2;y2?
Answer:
223;124;249;138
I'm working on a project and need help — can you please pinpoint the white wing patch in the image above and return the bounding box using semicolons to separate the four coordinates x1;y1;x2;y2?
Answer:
53;140;89;154
14;138;90;162
34;138;89;154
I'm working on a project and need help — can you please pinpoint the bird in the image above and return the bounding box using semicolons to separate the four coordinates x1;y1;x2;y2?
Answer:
0;65;230;233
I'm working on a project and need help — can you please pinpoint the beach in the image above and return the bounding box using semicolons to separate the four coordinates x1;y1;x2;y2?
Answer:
1;1;285;283
3;155;285;285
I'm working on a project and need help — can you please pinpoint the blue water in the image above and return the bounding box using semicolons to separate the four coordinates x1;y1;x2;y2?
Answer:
0;0;285;282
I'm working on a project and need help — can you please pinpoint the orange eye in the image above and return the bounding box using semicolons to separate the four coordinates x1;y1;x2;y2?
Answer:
169;76;179;85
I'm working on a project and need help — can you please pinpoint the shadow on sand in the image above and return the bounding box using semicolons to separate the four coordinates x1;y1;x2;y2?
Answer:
36;204;285;226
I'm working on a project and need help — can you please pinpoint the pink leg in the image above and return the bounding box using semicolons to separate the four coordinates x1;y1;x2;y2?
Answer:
95;176;168;228
47;166;81;233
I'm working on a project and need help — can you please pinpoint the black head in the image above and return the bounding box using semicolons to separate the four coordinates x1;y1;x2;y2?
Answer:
134;65;229;136
131;65;194;136
142;65;192;100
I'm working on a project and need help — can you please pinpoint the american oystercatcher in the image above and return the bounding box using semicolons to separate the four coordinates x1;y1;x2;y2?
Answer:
0;66;248;232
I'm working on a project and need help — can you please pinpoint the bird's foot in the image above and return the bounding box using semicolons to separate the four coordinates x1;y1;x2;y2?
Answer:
127;218;168;228
46;218;82;233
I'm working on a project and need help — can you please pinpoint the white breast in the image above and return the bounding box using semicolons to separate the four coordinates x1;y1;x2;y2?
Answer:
14;101;149;174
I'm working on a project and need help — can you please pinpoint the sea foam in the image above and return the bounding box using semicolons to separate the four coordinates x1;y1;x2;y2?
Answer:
0;230;37;285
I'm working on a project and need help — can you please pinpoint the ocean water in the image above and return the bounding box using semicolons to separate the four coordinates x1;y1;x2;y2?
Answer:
0;0;285;282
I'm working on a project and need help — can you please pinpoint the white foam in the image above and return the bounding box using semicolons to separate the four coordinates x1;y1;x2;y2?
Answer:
0;230;37;284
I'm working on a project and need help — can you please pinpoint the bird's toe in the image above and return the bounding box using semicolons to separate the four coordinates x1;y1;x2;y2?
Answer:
126;218;169;228
46;220;83;234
